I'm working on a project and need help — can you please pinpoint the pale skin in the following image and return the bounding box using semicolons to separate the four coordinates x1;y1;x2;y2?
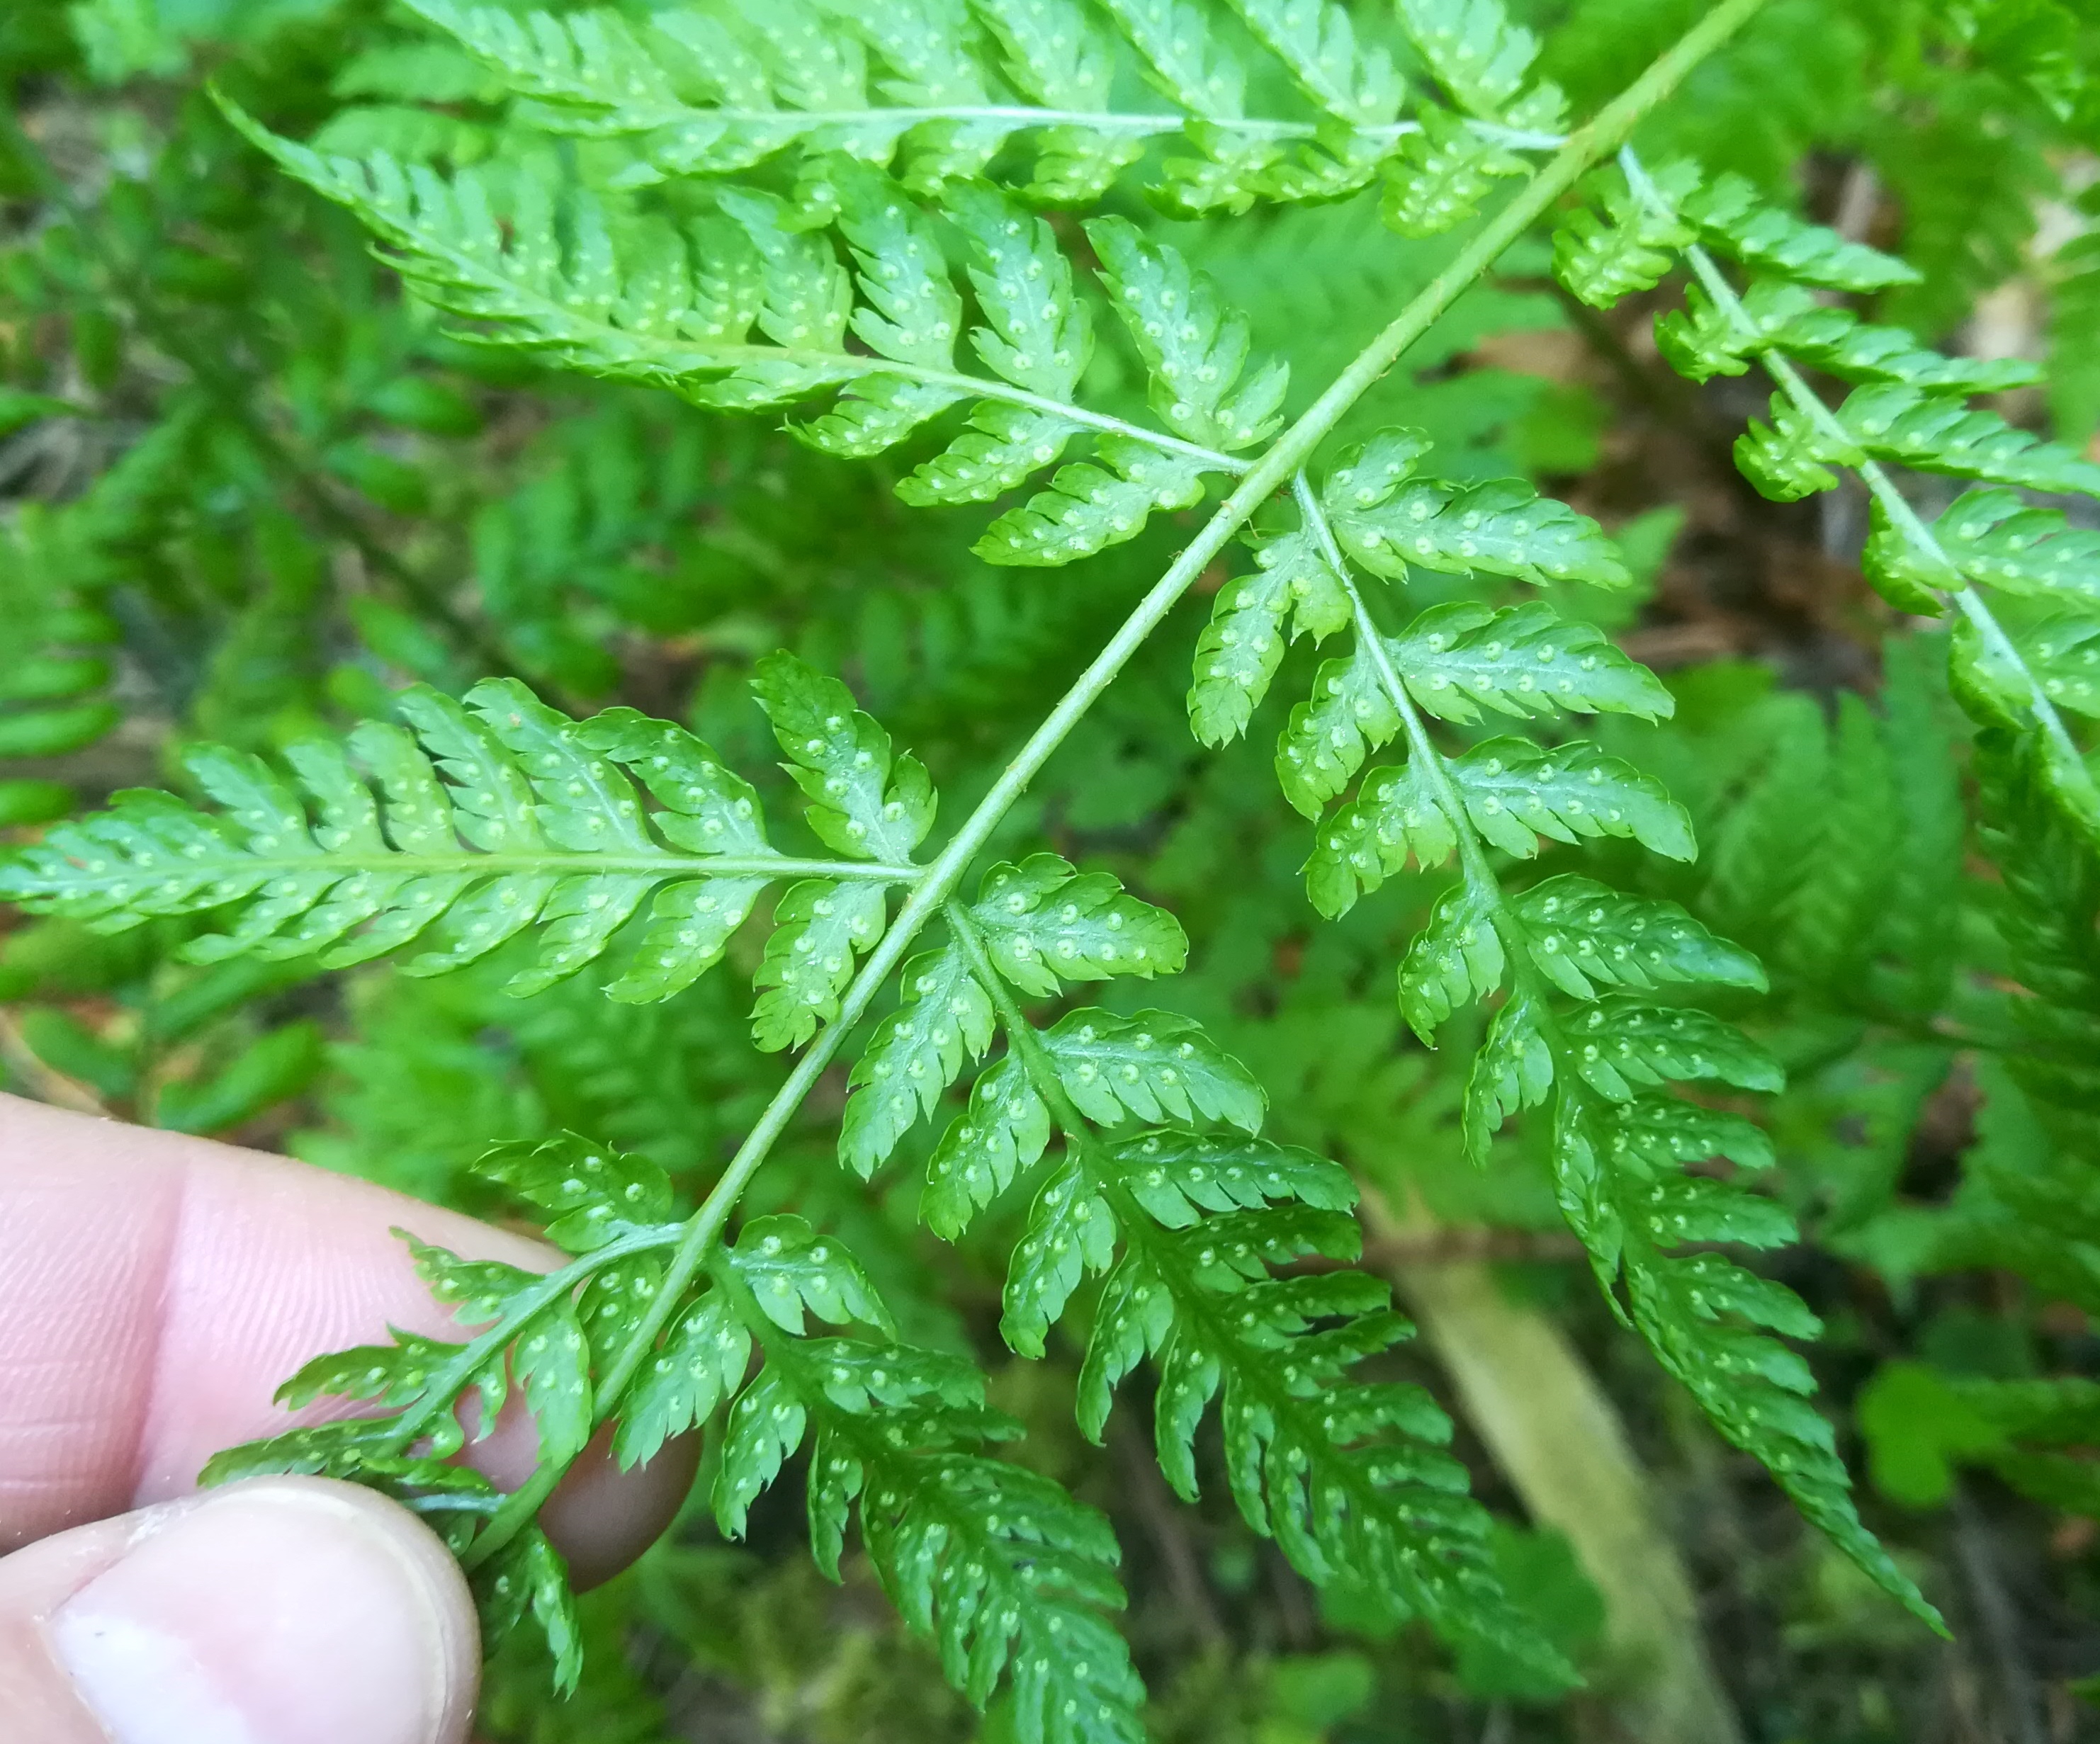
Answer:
0;1092;698;1744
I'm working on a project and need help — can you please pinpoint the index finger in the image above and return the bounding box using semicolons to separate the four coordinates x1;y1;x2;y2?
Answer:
0;1093;694;1579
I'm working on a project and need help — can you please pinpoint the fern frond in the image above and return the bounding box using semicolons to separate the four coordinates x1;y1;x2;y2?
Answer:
1601;142;2100;850
213;1123;1143;1733
1656;278;2043;394
390;0;1562;220
930;902;1569;1682
1388;601;1673;725
1679;171;1919;293
705;1224;1146;1744
225;110;1254;566
1187;526;1351;747
1185;436;1941;1625
1834;385;2100;499
0;670;918;1011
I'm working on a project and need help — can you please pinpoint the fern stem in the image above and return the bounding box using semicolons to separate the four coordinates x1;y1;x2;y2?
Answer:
942;899;1085;1134
594;104;1565;152
707;350;1251;473
87;852;920;885
482;0;1771;1547
1618;145;2091;789
380;1222;684;1459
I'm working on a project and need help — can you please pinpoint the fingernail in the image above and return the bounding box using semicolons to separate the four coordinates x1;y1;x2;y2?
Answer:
49;1478;470;1744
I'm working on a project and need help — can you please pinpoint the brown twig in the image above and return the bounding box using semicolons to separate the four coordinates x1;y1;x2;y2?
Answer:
1951;1486;2047;1744
0;1007;110;1116
1110;1415;1226;1648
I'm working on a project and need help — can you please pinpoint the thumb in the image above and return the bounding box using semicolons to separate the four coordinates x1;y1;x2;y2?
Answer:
0;1477;478;1744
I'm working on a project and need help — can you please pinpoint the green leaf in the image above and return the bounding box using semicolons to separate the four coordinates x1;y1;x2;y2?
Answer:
1103;0;1251;123
512;1298;593;1466
1188;526;1350;746
896;402;1082;506
1861;499;1959;616
922;1053;1051;1238
1074;1223;1566;1682
1639;1174;1796;1249
1390;601;1673;725
1325;445;1630;589
1598;1096;1775;1174
575;1252;664;1357
614;1292;751;1469
1511;876;1766;1002
607;875;772;1004
840;946;995;1176
1303;759;1457;919
1044;1007;1265;1131
154;1021;324;1133
1462;985;1554;1161
714;1365;810;1540
2016;615;2100;719
1953;614;2048;732
1656;278;2040;393
1447;738;1695;861
1564;998;1784;1101
1734;392;1850;502
17;1009;135;1102
830;164;963;368
1276;640;1402;819
1395;0;1560;124
966;854;1188;995
1105;1128;1358;1227
1399;884;1506;1043
1381;110;1528;239
750;651;933;863
1552;1092;1940;1632
1552;160;1698;309
0;689;803;1001
473;1527;582;1696
275;1330;461;1415
406;1236;547;1331
751;878;889;1051
798;372;966;457
1226;0;1403;127
730;1213;894;1336
472;1131;674;1252
1681;174;1920;293
0;699;120;757
976;436;1215;567
1857;1361;2011;1510
1838;385;2100;499
1088;217;1288;452
1000;1155;1117;1357
944;182;1091;401
1929;487;2100;606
